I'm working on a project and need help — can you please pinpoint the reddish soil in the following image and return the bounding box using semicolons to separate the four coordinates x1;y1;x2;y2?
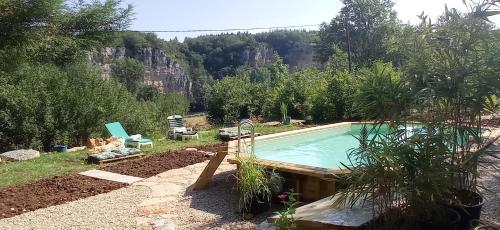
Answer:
101;143;225;178
0;174;126;219
0;143;225;219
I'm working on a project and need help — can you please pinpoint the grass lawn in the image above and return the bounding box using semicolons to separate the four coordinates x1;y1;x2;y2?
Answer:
0;123;301;189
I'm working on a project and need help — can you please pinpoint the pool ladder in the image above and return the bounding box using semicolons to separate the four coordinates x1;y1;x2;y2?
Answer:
237;119;255;157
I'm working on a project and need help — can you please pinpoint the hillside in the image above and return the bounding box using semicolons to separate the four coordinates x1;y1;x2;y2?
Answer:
95;30;322;110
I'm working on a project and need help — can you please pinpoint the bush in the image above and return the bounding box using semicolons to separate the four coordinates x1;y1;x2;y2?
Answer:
110;57;145;94
207;76;267;123
353;62;412;120
264;68;321;121
312;70;356;122
0;62;189;152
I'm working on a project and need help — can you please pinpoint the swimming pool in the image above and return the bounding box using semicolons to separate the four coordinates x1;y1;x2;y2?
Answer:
252;123;384;169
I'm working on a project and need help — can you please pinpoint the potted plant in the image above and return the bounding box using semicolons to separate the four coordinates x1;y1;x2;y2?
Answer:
334;123;461;229
280;102;291;125
235;155;272;217
53;132;69;153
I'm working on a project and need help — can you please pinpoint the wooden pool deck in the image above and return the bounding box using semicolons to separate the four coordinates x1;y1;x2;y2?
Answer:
259;194;375;230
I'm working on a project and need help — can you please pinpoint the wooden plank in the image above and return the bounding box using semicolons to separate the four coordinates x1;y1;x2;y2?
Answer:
303;176;321;201
88;153;145;165
227;157;341;179
267;194;375;229
224;133;261;141
194;144;228;190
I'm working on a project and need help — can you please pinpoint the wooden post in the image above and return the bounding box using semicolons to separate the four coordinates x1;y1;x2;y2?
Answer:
193;144;228;190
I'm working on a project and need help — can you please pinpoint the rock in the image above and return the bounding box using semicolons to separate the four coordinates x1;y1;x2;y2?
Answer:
0;149;40;161
149;183;183;198
150;218;176;230
94;47;192;99
67;146;86;152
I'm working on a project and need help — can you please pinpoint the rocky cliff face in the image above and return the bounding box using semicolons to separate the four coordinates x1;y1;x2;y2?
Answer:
240;46;275;68
240;44;321;70
285;43;322;70
96;47;192;97
94;43;321;100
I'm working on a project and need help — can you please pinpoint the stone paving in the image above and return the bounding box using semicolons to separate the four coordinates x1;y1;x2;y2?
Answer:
79;169;144;184
131;159;259;229
0;158;264;230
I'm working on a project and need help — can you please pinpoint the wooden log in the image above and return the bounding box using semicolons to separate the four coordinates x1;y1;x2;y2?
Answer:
88;153;145;165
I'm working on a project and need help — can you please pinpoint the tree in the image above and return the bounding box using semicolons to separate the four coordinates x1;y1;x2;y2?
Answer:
317;0;399;67
0;0;133;69
207;76;266;123
137;85;160;101
111;58;145;94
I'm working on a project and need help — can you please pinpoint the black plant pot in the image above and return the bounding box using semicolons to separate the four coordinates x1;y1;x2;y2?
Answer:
419;208;461;230
249;197;271;214
450;190;485;230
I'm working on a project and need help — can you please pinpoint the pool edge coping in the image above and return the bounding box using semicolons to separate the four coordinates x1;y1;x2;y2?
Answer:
227;122;500;178
227;122;367;177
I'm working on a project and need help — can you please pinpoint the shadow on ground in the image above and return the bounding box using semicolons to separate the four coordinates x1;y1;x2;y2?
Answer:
184;170;275;229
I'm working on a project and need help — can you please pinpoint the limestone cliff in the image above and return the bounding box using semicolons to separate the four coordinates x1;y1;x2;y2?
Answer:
241;44;321;70
95;47;192;97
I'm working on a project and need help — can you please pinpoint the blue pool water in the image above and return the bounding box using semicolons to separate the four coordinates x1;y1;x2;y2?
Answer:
253;124;385;169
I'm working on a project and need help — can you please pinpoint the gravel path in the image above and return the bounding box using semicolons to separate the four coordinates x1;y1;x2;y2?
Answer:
0;159;267;230
0;186;150;230
134;160;269;230
479;141;500;225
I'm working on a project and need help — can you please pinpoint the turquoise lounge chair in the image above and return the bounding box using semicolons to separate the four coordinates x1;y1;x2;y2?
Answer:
105;122;153;148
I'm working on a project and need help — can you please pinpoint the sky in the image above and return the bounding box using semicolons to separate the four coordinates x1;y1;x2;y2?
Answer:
121;0;500;41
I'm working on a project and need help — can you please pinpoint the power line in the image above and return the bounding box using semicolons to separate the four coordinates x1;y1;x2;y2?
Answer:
125;24;321;33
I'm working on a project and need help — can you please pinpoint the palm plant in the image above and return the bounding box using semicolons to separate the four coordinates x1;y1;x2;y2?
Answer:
336;1;500;228
335;123;456;228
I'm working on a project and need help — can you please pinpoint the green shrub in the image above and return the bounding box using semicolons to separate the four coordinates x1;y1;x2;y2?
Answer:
264;68;322;120
0;62;189;152
207;76;267;123
110;57;145;94
312;70;356;122
353;62;412;120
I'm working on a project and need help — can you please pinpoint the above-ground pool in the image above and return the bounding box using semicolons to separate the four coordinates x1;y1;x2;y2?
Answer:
252;123;385;169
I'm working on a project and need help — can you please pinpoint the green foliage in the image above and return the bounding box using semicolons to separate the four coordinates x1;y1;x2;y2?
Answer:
235;155;271;213
335;2;500;227
207;76;267;123
263;66;356;122
235;55;289;85
111;57;145;94
272;190;300;230
353;62;411;120
317;0;399;66
313;70;356;121
0;0;132;68
154;93;190;129
185;30;317;79
335;123;456;225
0;63;189;152
137;85;160;101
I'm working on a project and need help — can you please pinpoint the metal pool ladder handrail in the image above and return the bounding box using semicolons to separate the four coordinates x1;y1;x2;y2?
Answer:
237;119;255;157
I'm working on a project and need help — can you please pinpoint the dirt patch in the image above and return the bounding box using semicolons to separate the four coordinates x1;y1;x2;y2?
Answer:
101;144;226;178
0;174;126;219
0;143;225;220
184;114;211;131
